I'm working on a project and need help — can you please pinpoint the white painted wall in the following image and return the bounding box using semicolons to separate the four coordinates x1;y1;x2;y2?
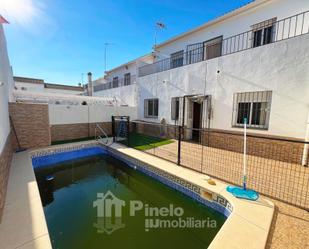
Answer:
93;84;137;106
44;88;83;95
105;62;137;82
14;82;45;92
49;104;137;125
138;34;309;139
92;55;154;103
104;55;154;82
156;0;309;58
14;82;83;95
0;24;14;153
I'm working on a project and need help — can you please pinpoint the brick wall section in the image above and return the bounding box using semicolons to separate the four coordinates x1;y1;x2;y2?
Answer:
9;103;51;149
132;122;306;165
0;133;14;222
51;122;112;142
202;130;305;164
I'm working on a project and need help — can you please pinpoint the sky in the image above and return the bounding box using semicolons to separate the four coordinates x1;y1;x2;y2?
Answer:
0;0;252;86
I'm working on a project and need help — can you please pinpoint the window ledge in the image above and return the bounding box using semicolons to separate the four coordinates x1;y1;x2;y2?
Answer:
232;125;269;131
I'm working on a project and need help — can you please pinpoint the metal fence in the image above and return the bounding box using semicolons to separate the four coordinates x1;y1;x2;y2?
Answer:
139;10;309;77
93;75;136;92
121;121;309;211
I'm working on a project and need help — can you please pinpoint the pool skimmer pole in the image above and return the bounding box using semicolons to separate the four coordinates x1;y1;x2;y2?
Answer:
226;117;259;201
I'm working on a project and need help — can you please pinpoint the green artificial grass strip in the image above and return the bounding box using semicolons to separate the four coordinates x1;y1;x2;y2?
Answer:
51;133;174;151
51;136;95;145
120;132;174;151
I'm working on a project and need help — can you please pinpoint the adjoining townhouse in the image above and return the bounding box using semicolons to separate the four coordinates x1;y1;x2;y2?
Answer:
14;76;85;95
137;0;309;143
92;0;309;166
93;54;154;106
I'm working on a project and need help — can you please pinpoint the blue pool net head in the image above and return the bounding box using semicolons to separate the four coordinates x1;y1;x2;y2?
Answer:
226;185;259;201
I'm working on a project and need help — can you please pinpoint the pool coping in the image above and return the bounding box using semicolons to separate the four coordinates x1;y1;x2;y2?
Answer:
0;151;53;249
1;140;274;249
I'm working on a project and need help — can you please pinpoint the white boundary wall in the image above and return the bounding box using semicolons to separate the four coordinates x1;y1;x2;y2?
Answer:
0;24;14;153
49;104;137;125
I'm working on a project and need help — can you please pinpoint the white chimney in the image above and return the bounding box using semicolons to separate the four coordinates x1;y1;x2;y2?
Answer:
87;72;92;96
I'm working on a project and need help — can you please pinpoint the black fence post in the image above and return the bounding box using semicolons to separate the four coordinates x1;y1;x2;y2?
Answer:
177;125;182;165
127;117;130;147
111;116;115;142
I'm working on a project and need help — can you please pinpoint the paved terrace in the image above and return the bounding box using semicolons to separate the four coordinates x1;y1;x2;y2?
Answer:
145;140;309;249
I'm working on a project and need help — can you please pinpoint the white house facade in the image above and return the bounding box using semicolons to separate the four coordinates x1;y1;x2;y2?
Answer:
135;0;309;142
93;54;154;106
14;76;85;95
91;0;309;143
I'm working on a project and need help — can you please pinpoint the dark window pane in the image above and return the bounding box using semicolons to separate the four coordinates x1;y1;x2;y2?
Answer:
251;102;267;126
154;99;159;116
112;77;118;88
124;73;130;86
171;97;179;120
263;26;273;45
148;100;153;116
175;98;179;120
253;30;262;47
237;102;251;124
170;51;184;69
251;102;261;125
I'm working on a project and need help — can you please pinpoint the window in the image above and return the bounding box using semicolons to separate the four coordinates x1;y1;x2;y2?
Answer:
171;97;180;120
144;98;159;118
170;50;184;69
186;43;203;64
124;73;131;86
252;18;276;47
112;77;118;88
232;91;272;129
203;36;223;60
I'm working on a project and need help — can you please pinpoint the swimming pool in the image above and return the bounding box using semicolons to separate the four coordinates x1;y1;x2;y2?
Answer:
32;146;227;249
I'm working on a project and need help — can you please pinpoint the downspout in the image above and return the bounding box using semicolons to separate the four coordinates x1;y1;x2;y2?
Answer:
302;111;309;166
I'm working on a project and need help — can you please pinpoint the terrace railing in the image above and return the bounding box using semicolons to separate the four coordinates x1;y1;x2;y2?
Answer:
93;75;136;92
139;10;309;77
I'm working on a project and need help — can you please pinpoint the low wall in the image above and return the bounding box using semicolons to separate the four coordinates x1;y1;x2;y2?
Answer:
49;104;137;125
49;104;137;143
131;122;306;165
9;103;51;149
0;132;14;221
51;122;112;142
201;130;306;165
132;122;179;140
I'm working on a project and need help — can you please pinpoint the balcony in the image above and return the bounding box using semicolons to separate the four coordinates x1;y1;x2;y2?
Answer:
138;10;309;77
93;74;136;92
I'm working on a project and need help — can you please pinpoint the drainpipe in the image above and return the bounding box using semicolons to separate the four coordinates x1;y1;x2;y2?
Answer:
302;111;309;166
87;72;93;96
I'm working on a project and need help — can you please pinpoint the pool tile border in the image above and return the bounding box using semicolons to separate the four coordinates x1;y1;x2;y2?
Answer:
107;146;233;217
